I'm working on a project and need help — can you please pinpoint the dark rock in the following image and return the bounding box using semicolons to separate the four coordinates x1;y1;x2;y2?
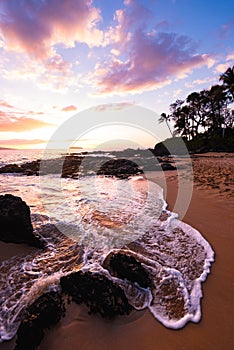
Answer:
161;162;176;171
15;291;65;350
103;252;152;289
61;271;133;318
97;158;143;179
61;155;83;178
0;164;22;173
153;137;189;156
153;142;170;156
0;194;43;248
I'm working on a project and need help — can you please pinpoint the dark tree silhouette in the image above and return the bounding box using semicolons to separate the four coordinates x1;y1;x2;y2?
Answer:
219;66;234;101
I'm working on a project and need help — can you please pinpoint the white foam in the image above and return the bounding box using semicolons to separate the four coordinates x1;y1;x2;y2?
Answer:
0;176;215;341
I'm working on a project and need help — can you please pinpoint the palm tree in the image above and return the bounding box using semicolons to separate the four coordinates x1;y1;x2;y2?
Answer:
208;85;227;130
159;112;173;136
219;66;234;101
186;92;202;137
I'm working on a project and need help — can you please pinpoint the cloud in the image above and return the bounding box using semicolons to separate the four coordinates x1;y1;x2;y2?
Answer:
61;105;77;112
226;52;234;61
94;102;134;111
0;139;46;147
0;113;54;132
0;0;103;62
0;0;103;89
185;77;217;88
215;62;231;74
0;100;14;108
95;29;213;94
1;55;77;92
90;1;214;95
0;100;54;132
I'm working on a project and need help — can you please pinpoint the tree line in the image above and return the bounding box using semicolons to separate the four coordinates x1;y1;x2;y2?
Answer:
159;66;234;140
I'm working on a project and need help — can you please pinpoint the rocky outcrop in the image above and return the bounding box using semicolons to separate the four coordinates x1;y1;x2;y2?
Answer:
0;160;40;176
60;271;133;318
97;158;143;179
61;155;82;178
0;194;43;248
153;137;188;156
15;291;65;350
0;151;177;178
0;156;83;178
103;252;152;289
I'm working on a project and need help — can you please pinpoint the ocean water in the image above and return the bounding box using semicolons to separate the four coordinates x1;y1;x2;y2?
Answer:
0;150;214;342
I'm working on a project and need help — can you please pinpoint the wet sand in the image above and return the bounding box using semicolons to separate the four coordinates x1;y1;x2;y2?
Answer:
1;153;234;350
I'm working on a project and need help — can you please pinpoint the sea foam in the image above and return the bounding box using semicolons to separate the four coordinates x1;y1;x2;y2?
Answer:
0;175;214;341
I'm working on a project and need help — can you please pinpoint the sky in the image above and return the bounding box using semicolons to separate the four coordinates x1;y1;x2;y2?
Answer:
0;0;233;150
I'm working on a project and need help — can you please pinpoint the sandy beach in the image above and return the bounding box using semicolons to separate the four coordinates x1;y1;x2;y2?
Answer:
1;153;234;350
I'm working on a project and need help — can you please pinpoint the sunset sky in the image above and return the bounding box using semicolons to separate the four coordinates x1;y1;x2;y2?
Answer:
0;0;233;149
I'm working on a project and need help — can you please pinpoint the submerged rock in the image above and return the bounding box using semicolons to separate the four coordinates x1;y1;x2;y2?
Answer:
103;252;152;289
15;291;65;350
60;271;133;318
0;194;43;248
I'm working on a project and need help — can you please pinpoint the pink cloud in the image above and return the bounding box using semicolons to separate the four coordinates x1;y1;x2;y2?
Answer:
90;0;214;95
0;0;103;69
0;100;53;132
61;105;77;112
0;139;46;147
0;100;14;108
0;111;53;132
94;102;133;111
96;29;213;94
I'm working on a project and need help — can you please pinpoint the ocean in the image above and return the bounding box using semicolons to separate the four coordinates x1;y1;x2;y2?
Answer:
0;149;214;342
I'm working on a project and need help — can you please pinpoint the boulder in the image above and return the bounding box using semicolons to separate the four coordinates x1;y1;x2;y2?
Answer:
103;252;152;289
0;194;43;247
161;162;176;171
97;158;143;179
15;291;65;350
60;271;133;318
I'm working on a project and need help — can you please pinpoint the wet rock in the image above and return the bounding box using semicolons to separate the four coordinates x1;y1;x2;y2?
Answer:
61;155;83;178
60;271;133;318
97;158;143;179
0;160;40;175
0;164;22;173
15;291;65;350
161;162;176;171
103;252;152;289
0;194;43;248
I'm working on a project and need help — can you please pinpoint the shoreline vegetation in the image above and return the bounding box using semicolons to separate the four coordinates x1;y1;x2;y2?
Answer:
157;66;234;154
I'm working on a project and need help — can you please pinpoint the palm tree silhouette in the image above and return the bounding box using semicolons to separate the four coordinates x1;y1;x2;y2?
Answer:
219;66;234;101
159;112;173;136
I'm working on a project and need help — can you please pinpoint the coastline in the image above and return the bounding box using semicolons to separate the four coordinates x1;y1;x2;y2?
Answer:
0;154;234;350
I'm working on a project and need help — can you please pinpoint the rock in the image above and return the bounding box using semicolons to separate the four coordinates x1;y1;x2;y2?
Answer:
97;159;143;179
61;155;83;178
15;291;65;350
0;164;22;173
0;194;43;248
60;271;133;318
153;137;188;156
161;162;176;171
103;252;152;289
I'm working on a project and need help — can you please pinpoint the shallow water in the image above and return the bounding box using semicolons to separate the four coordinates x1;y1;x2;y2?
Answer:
0;150;214;342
